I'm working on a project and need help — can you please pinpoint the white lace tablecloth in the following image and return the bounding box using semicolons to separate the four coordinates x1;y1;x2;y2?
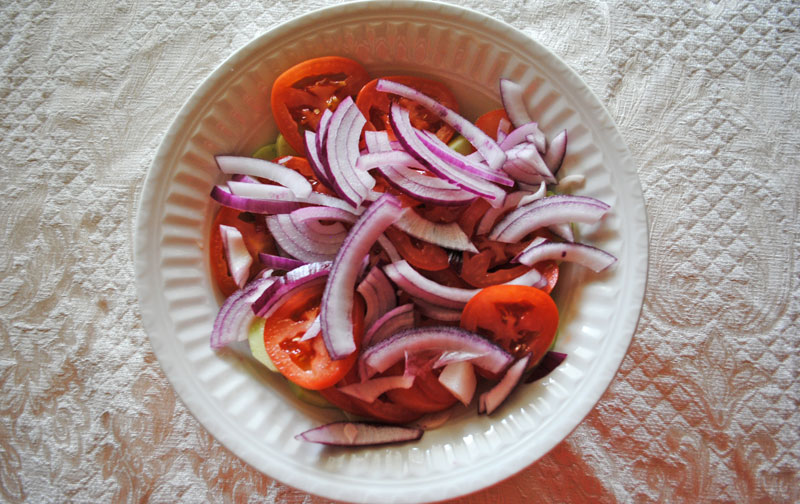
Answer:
1;0;797;502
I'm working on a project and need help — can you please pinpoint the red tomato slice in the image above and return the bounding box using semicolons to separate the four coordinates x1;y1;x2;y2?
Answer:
457;198;491;237
460;285;559;367
271;57;370;154
474;108;510;141
384;227;450;272
356;75;459;144
264;284;364;391
209;207;276;297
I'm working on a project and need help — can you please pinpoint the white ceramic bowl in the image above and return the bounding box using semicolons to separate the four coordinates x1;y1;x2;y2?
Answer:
135;1;648;502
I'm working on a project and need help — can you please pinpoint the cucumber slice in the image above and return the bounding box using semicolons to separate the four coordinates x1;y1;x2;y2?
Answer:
447;135;473;156
288;382;334;409
276;133;299;157
252;143;278;160
247;318;278;372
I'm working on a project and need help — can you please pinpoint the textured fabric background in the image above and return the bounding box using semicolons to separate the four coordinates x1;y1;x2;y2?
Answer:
1;0;798;502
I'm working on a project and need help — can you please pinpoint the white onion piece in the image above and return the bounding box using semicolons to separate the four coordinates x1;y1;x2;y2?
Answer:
359;326;513;379
316;107;333;154
438;361;477;406
219;225;252;289
394;210;478;253
321;194;405;360
499;78;532;128
490;195;610;243
251;262;331;317
295;422;423;446
266;215;345;263
502;143;556;184
496;117;512;143
215;155;313;199
543;129;567;175
338;375;415;403
479;354;530;415
376;79;506;171
357;266;397;333
556;174;585;191
547;222;575;242
518;181;547;207
304;129;333;189
515;240;618;272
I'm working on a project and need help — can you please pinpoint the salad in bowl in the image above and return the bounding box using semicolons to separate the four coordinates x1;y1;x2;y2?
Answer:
207;56;616;445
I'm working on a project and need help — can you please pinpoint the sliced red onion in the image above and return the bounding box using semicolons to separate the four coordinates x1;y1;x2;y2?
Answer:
357;150;476;205
304;129;333;189
210;275;276;349
376;235;402;263
316;107;333;153
502;143;556;184
215;155;312;199
524;351;567;383
338;375;415;403
359;326;513;379
432;350;489;368
298;315;321;342
499;78;532;128
362;303;415;348
390;104;506;207
321;194;404;360
266;214;346;263
223;181;360;213
490;195;610;243
499;122;547;154
417;129;514;187
324;96;375;207
479;354;530;415
475;190;533;236
376;79;506;171
258;252;305;271
231;174;259;184
218;224;252;289
543;129;567;175
515;240;617;272
414;299;462;322
252;261;331;318
385;260;545;309
394;210;478;253
363;130;402;153
210;185;301;214
438;361;476;406
295;421;423;446
357;266;397;333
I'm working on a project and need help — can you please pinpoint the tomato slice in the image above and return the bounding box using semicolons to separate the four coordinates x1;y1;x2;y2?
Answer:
457;198;492;237
356;75;459;144
271;57;370;154
210;207;276;297
474;108;510;141
460;285;559;367
264;283;364;390
384;227;450;272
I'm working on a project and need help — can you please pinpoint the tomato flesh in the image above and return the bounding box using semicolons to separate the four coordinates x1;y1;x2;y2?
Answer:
356;76;459;144
461;285;559;367
264;283;364;390
271;57;370;154
474;108;511;141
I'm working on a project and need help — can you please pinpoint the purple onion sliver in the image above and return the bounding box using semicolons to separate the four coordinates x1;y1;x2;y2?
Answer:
258;253;306;271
